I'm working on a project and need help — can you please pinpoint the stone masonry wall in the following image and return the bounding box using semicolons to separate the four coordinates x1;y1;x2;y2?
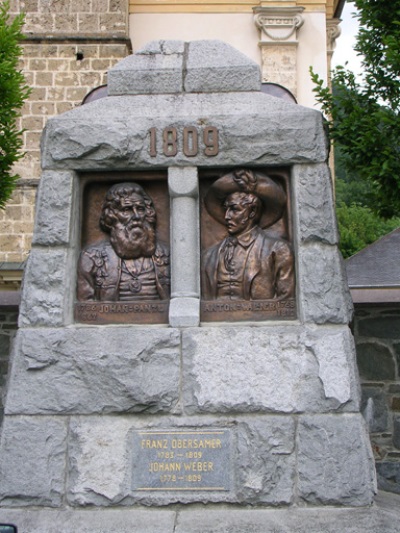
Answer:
355;306;400;494
0;184;37;263
2;303;399;496
0;310;19;426
1;0;130;262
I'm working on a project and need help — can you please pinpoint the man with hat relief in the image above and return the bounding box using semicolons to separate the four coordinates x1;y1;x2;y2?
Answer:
202;169;295;301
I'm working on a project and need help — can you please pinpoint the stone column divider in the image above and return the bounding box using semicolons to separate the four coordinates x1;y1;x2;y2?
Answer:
168;166;200;327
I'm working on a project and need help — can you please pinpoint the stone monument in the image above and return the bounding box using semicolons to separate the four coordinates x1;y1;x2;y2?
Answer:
0;40;385;532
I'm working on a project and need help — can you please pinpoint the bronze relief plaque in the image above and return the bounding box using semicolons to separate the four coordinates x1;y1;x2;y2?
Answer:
200;168;296;322
75;172;170;324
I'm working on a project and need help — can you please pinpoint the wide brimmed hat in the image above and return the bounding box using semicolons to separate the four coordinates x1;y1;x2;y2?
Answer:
204;169;286;228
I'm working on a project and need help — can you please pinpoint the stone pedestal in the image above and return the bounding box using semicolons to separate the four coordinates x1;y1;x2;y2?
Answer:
0;41;376;529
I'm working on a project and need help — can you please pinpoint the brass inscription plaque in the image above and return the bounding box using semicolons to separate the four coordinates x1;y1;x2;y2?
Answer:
75;301;169;325
132;429;232;491
201;298;296;322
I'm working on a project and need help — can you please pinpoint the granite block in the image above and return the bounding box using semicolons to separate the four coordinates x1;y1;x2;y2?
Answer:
5;328;181;415
0;416;67;507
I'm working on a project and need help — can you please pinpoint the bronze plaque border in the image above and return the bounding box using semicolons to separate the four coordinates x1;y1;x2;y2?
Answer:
199;167;297;322
75;171;170;325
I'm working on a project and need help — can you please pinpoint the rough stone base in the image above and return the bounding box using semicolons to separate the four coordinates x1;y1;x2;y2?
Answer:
0;492;398;533
0;413;376;508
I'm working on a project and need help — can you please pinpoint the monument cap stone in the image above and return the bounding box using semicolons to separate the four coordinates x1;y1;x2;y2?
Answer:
108;40;261;95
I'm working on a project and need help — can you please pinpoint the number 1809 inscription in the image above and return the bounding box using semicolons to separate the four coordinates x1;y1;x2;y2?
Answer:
149;126;219;157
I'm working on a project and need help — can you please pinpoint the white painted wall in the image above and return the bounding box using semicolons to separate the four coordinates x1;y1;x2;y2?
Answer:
297;11;328;108
129;11;328;108
130;13;261;63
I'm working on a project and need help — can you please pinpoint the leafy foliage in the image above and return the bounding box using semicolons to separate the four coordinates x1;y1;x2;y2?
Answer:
336;194;400;258
311;0;400;218
334;133;400;258
0;0;30;209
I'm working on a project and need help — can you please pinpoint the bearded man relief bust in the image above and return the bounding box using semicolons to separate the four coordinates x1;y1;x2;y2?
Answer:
77;182;170;302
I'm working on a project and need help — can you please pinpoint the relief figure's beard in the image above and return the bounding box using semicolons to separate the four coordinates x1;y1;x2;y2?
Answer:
110;220;156;259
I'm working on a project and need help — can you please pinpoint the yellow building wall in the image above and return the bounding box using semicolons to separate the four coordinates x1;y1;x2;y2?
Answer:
130;0;340;17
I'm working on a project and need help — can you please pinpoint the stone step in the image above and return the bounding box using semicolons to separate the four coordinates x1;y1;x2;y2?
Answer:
0;492;399;533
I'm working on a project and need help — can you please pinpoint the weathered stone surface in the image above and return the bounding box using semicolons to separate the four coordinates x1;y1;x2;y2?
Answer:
41;93;327;170
298;414;376;506
68;416;232;506
137;40;186;55
32;170;76;246
394;343;400;378
356;342;396;381
393;415;400;449
236;417;295;505
358;316;400;339
68;416;134;506
168;167;200;302
0;508;177;533
361;386;388;433
0;332;10;357
184;40;260;93
0;416;67;507
5;328;181;414
306;327;360;407
174;493;400;533
293;163;338;245
298;243;353;324
182;326;360;414
18;248;73;327
376;462;400;495
66;415;296;506
1;495;400;533
169;297;200;327
108;42;184;95
108;40;260;96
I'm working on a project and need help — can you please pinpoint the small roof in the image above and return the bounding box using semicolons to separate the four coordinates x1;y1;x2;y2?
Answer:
346;227;400;288
345;227;400;305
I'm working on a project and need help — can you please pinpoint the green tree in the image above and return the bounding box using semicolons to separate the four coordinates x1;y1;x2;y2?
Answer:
311;0;400;218
0;0;30;209
336;201;400;258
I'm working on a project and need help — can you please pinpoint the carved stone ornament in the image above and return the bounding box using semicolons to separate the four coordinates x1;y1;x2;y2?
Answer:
201;169;296;322
253;6;305;43
76;180;170;324
326;18;342;54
